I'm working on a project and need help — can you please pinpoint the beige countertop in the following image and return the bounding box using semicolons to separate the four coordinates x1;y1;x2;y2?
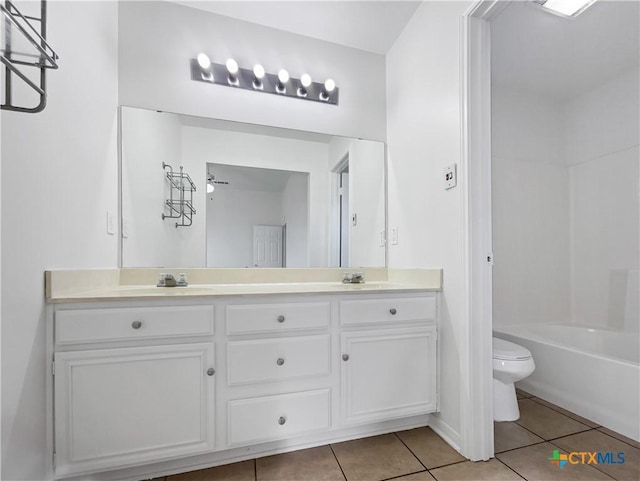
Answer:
45;268;442;303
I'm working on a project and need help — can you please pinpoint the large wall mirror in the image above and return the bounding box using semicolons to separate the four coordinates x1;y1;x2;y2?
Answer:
120;106;386;268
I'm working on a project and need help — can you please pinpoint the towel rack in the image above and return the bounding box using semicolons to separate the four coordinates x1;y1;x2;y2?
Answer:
1;0;59;113
162;162;196;228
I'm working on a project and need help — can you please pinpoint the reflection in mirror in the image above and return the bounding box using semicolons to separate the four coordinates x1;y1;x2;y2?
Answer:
120;106;386;268
206;164;309;268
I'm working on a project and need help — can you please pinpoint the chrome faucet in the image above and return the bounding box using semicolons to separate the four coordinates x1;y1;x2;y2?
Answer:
156;273;188;287
342;272;365;284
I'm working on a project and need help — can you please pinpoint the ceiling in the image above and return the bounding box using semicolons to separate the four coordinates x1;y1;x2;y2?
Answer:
207;163;305;192
169;1;421;54
492;1;640;100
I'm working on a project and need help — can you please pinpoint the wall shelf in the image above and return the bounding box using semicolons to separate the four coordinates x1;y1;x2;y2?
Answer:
1;0;59;113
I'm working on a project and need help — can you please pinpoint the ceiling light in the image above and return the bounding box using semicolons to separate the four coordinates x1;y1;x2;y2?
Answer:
207;183;214;194
197;53;211;69
278;69;290;83
534;0;597;17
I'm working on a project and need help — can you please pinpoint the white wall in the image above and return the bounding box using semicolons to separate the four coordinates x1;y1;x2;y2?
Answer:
0;2;119;479
207;189;283;267
282;173;309;267
386;0;473;443
182;127;329;266
118;1;386;141
492;66;639;332
121;108;186;267
567;68;639;330
491;89;571;327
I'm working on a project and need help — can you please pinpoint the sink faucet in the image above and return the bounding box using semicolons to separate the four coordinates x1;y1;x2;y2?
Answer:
157;273;188;287
342;272;365;284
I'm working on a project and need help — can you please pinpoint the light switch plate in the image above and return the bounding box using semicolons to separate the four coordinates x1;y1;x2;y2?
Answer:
391;227;398;245
106;211;116;235
444;164;457;190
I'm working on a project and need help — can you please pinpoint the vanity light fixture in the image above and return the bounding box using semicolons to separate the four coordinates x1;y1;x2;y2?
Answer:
253;64;265;89
320;78;336;102
532;0;597;17
276;69;289;93
190;55;339;105
298;73;312;97
197;53;213;81
226;58;239;85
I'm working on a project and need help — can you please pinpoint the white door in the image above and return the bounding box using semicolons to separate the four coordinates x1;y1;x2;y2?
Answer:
340;326;437;425
54;344;215;477
253;225;283;267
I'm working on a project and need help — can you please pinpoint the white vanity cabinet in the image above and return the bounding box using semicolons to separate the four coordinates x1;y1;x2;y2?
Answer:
48;289;438;480
51;305;216;477
339;296;438;425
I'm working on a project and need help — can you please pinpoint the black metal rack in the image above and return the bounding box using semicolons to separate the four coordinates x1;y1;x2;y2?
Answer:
1;0;59;113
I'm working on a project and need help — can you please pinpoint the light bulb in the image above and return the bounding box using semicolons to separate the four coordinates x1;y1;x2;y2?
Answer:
253;64;265;79
207;183;214;194
197;53;211;69
300;73;312;88
278;69;290;83
226;58;239;74
324;78;336;92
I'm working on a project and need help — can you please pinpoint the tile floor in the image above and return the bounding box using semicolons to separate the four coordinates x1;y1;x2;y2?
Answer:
150;390;639;481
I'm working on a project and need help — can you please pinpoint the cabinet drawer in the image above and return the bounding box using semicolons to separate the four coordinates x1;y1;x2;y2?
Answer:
227;335;330;385
227;389;330;446
226;302;329;335
339;296;436;326
55;306;214;345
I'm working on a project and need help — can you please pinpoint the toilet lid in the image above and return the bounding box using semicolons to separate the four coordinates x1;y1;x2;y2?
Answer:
493;338;532;360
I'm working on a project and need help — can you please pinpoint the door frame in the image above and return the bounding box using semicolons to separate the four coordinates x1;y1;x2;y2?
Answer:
459;0;509;460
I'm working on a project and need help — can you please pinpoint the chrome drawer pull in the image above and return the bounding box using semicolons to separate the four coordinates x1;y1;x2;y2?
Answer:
207;368;215;376
277;315;285;323
278;416;287;425
389;308;397;315
276;357;285;366
342;354;349;361
131;320;143;329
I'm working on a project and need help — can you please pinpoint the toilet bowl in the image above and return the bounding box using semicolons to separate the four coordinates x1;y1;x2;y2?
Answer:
493;337;535;421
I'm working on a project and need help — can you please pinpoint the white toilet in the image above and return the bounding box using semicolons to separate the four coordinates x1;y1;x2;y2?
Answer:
493;337;535;421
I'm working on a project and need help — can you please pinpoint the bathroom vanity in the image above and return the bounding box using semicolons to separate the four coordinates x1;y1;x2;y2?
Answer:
46;269;441;480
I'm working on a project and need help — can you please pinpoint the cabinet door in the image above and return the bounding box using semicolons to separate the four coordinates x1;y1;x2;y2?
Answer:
54;343;215;477
341;326;436;425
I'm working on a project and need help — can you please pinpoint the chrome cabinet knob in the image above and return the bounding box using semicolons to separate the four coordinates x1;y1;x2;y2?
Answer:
278;416;287;425
207;368;215;376
131;320;143;329
342;354;349;361
276;357;285;366
389;308;397;315
277;315;285;323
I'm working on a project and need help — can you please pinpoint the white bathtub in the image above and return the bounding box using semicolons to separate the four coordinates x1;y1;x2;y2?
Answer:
494;324;640;441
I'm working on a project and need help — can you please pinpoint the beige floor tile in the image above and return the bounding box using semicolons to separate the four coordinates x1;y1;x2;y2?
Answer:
597;427;640;450
430;459;524;481
494;422;544;453
531;398;600;428
392;472;436;481
516;399;592;440
166;461;255;481
396;427;465;469
331;433;424;481
497;442;614;481
552;429;639;481
256;446;344;481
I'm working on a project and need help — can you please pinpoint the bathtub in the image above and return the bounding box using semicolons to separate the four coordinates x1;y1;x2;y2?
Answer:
494;324;640;441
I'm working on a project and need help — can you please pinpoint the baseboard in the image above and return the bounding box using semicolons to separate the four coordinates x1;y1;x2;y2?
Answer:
427;413;461;453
